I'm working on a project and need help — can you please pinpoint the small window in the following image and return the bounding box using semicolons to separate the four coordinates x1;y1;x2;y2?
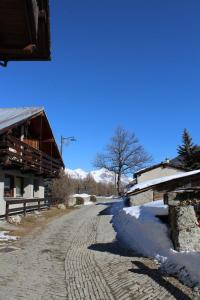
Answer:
4;175;14;197
16;177;24;197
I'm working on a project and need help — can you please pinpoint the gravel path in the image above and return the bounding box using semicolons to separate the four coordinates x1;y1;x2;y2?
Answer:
0;201;195;300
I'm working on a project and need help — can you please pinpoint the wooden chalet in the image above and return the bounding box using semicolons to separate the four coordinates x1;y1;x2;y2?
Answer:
0;0;51;66
0;107;64;217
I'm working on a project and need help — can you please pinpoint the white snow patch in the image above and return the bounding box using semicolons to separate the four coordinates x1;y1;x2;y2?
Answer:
127;169;200;194
113;200;200;288
73;193;90;198
72;193;94;206
0;231;17;241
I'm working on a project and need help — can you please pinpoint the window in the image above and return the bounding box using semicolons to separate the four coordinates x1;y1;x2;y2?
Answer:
15;177;24;197
4;175;14;197
34;179;39;198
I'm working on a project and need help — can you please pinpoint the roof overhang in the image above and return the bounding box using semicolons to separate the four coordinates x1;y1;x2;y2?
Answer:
0;0;51;64
134;162;187;178
0;107;64;168
128;171;200;196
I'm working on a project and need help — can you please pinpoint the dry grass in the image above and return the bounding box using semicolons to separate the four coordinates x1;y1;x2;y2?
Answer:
4;207;76;239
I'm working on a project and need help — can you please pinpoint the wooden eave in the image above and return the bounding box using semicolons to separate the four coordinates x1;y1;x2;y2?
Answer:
128;172;200;196
0;110;64;168
0;0;51;62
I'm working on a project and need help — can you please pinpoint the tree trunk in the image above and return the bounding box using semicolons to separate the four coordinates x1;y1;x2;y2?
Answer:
117;172;121;196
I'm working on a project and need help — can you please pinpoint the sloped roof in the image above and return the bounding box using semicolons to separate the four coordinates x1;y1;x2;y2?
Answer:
0;107;43;133
127;169;200;195
134;161;187;177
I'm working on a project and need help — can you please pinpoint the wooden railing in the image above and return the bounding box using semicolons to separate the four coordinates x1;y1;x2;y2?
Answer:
0;135;63;177
5;198;51;220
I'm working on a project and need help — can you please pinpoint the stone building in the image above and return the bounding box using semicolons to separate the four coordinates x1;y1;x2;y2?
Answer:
134;161;186;184
164;189;200;252
127;170;200;206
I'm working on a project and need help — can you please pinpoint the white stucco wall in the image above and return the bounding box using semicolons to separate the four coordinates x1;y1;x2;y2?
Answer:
0;169;45;216
24;177;34;199
0;172;5;216
136;166;184;184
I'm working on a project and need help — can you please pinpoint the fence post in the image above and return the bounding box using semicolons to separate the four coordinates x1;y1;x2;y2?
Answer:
5;202;9;220
23;202;26;216
38;200;41;211
48;198;51;209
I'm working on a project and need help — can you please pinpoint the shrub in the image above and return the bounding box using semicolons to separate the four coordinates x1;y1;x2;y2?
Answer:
90;195;97;202
75;197;84;205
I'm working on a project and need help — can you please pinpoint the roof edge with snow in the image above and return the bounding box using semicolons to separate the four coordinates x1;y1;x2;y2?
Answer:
134;161;187;177
127;170;200;195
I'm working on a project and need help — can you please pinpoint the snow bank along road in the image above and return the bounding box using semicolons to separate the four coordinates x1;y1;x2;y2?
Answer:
0;200;194;300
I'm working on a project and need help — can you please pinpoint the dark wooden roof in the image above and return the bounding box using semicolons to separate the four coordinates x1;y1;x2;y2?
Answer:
0;107;64;167
0;0;51;63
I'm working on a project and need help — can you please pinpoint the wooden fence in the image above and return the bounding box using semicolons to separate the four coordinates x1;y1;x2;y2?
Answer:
5;198;51;220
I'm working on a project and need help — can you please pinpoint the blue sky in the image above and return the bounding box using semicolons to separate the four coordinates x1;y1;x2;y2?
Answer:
1;0;200;171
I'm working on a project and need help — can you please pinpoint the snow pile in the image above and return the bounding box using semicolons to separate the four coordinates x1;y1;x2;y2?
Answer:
0;231;17;241
73;193;90;198
127;169;200;194
72;193;93;205
113;200;200;288
66;168;132;185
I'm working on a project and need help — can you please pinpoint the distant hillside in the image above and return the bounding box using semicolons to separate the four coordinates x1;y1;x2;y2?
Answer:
65;168;132;186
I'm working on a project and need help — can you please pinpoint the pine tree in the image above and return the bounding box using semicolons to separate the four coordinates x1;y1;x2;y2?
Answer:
177;129;198;169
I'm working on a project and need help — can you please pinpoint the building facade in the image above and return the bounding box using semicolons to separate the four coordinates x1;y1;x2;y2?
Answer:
134;161;186;184
0;107;64;216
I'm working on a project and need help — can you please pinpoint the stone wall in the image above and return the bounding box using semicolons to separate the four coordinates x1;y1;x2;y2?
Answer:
165;189;200;252
129;189;153;206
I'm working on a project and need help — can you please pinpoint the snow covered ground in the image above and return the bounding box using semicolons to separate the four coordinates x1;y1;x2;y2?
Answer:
112;200;200;289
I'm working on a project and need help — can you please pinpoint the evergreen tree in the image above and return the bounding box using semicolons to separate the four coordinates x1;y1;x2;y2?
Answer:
177;129;198;169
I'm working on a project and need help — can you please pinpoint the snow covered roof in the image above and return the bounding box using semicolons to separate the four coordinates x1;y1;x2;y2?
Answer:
0;107;44;133
127;169;200;194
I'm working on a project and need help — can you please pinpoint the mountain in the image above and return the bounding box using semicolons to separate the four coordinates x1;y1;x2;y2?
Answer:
65;168;132;186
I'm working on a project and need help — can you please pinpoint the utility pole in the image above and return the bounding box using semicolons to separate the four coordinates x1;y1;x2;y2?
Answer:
60;136;76;157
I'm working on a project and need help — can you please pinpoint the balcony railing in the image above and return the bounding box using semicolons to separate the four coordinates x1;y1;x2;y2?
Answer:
5;198;51;220
0;135;63;177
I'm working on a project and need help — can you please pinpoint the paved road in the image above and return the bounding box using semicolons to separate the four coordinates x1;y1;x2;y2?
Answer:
0;201;195;300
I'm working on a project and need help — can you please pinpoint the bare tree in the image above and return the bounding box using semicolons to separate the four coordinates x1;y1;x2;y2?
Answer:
94;127;152;195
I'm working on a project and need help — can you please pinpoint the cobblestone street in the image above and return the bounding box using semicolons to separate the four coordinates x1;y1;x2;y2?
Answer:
0;201;195;300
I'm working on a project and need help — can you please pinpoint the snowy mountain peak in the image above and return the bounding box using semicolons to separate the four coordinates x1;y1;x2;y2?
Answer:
65;168;132;185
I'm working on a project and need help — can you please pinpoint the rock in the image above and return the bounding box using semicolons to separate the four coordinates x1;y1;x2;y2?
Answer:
193;286;199;292
67;196;77;207
34;211;41;216
8;215;22;225
57;204;66;210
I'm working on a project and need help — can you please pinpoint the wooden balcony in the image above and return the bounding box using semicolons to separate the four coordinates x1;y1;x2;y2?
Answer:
0;135;63;177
